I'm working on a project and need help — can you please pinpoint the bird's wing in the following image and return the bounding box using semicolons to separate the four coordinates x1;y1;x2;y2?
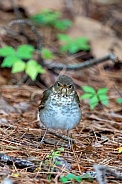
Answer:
74;91;81;108
38;87;52;111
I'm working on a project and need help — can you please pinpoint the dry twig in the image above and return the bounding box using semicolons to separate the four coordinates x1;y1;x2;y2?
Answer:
94;164;122;184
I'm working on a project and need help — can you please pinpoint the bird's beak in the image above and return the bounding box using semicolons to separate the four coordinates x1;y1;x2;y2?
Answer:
61;87;67;97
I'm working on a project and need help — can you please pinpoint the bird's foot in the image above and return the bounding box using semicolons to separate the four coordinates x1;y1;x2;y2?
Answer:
67;138;71;149
40;128;48;144
40;138;44;144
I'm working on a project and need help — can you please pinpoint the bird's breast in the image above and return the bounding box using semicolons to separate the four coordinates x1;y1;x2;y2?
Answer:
48;93;78;112
39;93;81;130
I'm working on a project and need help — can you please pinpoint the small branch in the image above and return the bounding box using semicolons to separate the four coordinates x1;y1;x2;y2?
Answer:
6;20;120;72
0;153;37;172
43;52;118;70
9;0;22;19
8;19;44;68
94;165;107;184
94;164;122;184
8;19;42;51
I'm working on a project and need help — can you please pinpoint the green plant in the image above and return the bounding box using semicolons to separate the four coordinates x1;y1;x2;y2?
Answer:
80;86;109;109
46;147;64;159
116;98;122;104
60;173;93;183
58;34;90;54
0;45;45;81
45;148;64;181
60;173;82;183
41;48;54;59
31;10;72;31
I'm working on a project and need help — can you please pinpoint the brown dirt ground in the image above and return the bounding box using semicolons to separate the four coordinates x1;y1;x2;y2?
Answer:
0;1;122;184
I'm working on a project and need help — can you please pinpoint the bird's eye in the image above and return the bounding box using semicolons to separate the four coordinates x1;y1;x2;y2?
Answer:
57;82;61;87
69;85;72;89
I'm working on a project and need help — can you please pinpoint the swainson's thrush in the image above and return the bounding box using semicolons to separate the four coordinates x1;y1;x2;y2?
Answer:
38;75;82;147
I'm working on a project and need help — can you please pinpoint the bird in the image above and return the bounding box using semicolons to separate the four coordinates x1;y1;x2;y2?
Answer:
38;75;82;147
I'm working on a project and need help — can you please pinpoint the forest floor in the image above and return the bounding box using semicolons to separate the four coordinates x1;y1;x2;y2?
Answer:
0;0;122;184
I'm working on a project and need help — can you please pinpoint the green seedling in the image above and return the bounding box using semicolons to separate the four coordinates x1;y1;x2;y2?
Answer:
45;148;64;181
60;172;93;183
116;98;122;104
31;10;72;31
80;86;109;109
0;45;45;81
46;147;64;159
58;34;90;54
41;48;54;59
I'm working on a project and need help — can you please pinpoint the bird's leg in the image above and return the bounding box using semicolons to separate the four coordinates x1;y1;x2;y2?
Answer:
40;128;48;144
67;130;71;149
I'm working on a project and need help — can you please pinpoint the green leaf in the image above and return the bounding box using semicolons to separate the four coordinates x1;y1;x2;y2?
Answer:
75;37;90;51
31;10;72;31
60;173;82;183
40;10;60;25
75;176;82;182
12;60;26;73
76;37;89;43
60;176;69;183
90;95;99;109
26;60;39;81
81;86;96;94
51;150;61;157
116;98;122;104
41;48;54;59
26;60;44;81
59;44;69;53
54;19;72;31
16;44;34;59
31;14;45;25
101;99;109;106
90;101;98;110
81;173;94;181
0;46;15;57
80;93;93;100
90;95;99;104
68;42;79;54
97;88;108;95
57;147;64;152
57;34;71;42
66;173;75;179
37;65;45;74
98;94;108;101
54;161;62;165
99;94;109;106
1;56;18;67
58;35;90;53
31;10;60;26
60;173;75;183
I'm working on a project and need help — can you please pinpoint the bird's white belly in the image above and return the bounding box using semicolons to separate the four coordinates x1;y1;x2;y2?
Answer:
39;95;81;130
